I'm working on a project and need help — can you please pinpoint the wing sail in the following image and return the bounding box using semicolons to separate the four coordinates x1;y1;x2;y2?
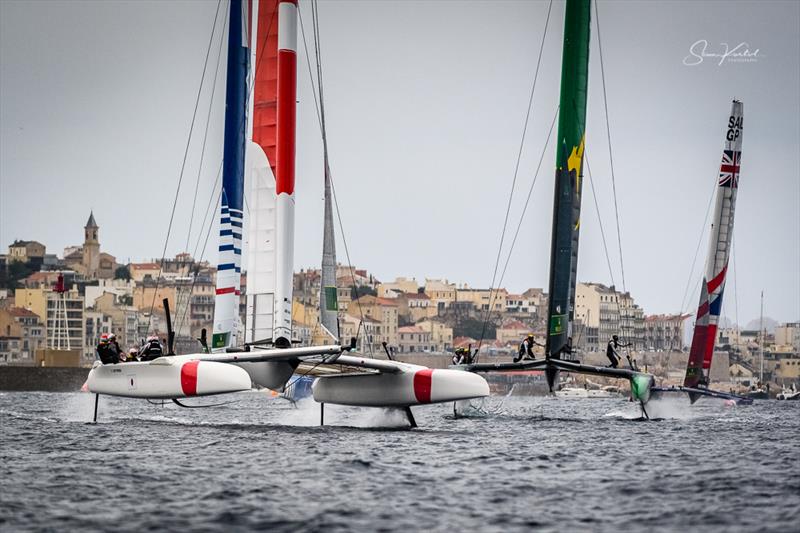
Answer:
683;100;743;389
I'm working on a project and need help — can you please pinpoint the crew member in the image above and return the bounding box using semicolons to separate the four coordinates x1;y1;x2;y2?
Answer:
453;346;474;365
96;334;118;365
605;334;631;368
125;347;139;362
514;334;536;363
107;333;124;363
139;336;164;361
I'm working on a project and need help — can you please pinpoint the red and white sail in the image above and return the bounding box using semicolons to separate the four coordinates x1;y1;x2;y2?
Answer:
684;100;743;389
245;0;297;348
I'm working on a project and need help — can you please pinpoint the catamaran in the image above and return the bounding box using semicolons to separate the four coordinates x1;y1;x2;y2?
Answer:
86;0;489;427
652;100;751;405
452;0;655;417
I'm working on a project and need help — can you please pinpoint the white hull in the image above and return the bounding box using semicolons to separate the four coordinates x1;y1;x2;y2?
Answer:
86;358;251;399
313;366;489;407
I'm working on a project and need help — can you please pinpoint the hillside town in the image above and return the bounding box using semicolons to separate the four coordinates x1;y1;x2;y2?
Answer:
1;213;798;393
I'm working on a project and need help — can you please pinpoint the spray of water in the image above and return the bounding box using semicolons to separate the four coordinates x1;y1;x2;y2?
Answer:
275;397;412;428
644;395;697;420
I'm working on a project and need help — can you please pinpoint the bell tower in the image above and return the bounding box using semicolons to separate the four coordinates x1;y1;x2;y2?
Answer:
83;211;100;278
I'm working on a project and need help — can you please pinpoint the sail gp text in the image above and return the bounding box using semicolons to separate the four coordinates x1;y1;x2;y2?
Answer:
683;40;760;66
728;116;742;142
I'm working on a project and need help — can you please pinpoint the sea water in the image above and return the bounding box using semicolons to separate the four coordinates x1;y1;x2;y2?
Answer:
1;391;798;532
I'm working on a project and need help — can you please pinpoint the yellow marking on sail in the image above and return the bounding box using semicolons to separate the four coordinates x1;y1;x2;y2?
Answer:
569;135;585;231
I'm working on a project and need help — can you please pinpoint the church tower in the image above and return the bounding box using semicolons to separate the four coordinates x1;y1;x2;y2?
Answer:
83;211;100;278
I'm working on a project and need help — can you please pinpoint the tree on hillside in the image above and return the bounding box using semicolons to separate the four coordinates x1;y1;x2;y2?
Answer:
115;265;131;281
1;261;35;290
454;318;496;341
350;285;377;300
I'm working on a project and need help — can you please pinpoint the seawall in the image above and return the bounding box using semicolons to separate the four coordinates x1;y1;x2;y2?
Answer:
0;367;89;392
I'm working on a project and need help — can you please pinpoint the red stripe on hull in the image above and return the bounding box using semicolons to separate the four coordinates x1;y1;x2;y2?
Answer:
413;369;433;404
181;361;199;396
216;287;236;295
275;48;296;195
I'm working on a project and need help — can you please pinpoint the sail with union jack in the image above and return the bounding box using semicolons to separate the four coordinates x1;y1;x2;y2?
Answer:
719;149;742;188
683;100;743;394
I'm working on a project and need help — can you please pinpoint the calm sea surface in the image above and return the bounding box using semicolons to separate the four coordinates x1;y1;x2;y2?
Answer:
1;391;798;532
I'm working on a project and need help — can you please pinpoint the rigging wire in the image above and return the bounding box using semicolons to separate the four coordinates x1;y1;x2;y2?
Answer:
299;2;373;355
187;2;279;346
146;0;223;334
185;12;228;254
476;0;554;353
677;174;718;314
496;107;560;295
175;175;222;336
593;0;626;293
174;15;228;338
732;234;741;357
470;105;559;362
583;151;617;287
594;2;637;349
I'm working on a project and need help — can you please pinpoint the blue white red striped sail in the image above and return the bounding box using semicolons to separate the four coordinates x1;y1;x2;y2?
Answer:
212;0;249;350
684;100;743;390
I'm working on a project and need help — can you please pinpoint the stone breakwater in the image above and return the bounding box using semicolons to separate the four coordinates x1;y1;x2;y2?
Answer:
0;366;88;392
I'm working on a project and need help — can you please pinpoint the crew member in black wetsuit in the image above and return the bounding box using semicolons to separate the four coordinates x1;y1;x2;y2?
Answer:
605;335;631;368
106;333;124;363
96;334;119;364
514;334;537;363
452;347;471;365
139;336;164;361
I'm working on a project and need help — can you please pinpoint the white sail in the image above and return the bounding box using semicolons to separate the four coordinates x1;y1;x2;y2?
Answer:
245;142;277;343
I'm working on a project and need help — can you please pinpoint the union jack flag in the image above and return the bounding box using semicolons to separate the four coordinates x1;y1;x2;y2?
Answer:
719;150;741;188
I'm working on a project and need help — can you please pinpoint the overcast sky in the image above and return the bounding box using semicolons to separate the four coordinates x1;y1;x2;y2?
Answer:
1;0;798;325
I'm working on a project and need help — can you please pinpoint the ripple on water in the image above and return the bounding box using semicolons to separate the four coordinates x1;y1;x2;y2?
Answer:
0;393;798;531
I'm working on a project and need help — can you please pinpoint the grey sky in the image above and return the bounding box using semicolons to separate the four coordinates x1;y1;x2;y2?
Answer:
1;0;798;325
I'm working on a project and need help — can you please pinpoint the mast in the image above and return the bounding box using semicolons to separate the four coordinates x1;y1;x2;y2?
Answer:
242;0;297;349
320;165;339;339
212;0;248;350
545;0;591;371
317;18;338;340
272;0;298;348
683;100;743;389
759;290;764;383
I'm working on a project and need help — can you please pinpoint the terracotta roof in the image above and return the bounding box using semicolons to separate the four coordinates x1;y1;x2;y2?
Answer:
499;319;528;330
352;295;398;306
399;326;424;334
8;307;38;318
130;263;160;270
405;293;430;300
9;240;44;248
25;272;54;282
342;313;380;324
453;336;477;348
